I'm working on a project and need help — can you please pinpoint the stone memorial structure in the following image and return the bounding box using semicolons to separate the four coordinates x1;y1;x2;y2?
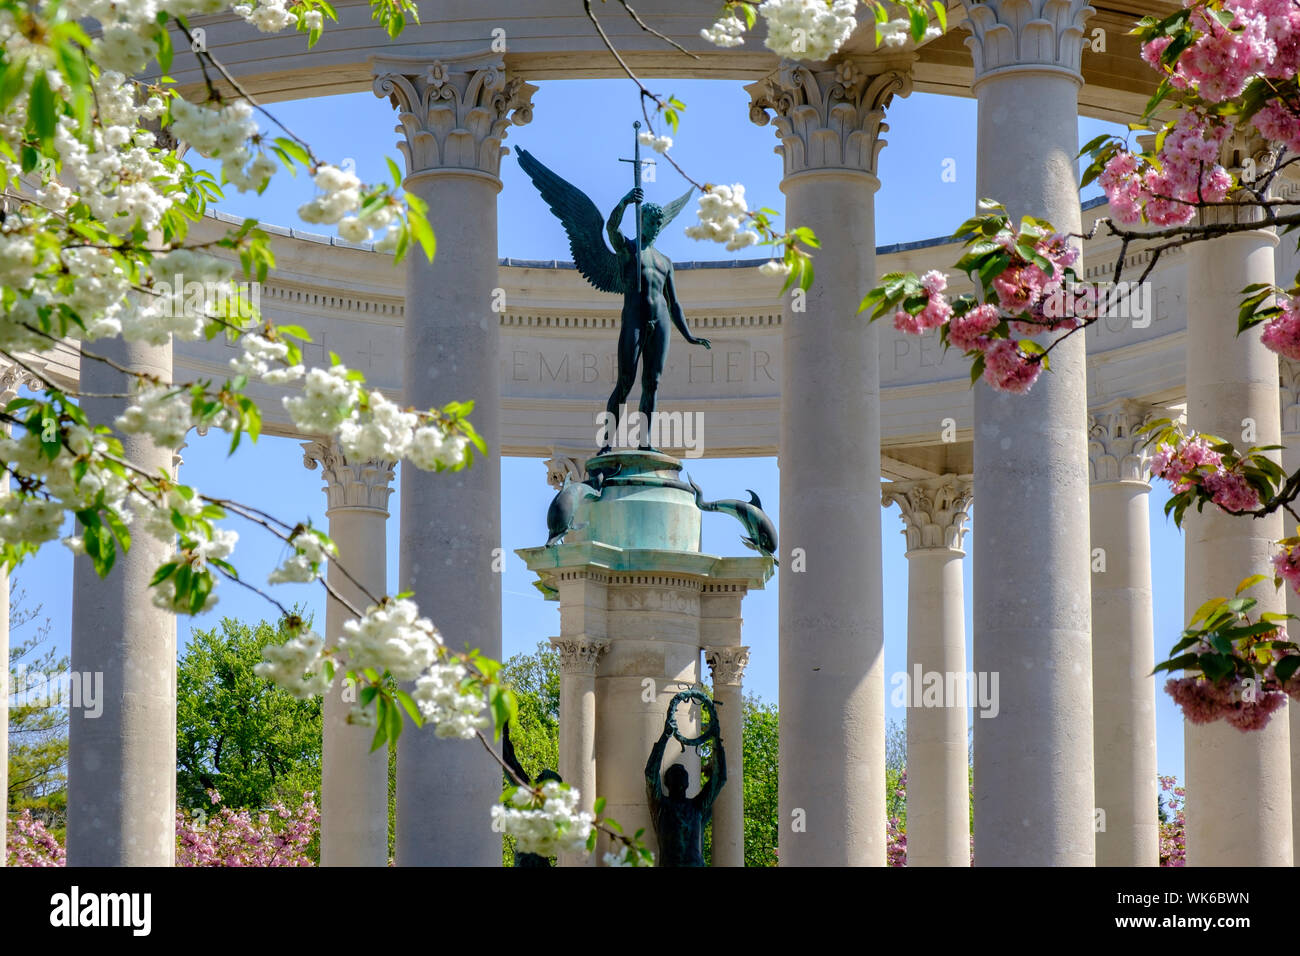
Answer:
22;0;1298;867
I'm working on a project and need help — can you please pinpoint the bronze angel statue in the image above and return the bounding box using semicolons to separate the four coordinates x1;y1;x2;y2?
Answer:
515;146;711;455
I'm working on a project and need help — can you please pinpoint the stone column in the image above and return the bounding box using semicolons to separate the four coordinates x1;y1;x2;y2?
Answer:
1183;137;1292;866
747;56;912;867
962;0;1097;866
373;54;534;866
882;474;973;867
1087;400;1158;866
1282;359;1300;866
704;644;749;867
302;440;394;866
549;636;607;867
67;338;177;866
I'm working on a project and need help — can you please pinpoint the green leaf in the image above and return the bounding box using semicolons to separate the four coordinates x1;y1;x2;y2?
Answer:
27;70;57;142
1276;655;1300;683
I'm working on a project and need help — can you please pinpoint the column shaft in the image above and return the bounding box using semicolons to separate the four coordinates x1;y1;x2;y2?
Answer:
68;338;177;866
969;56;1096;863
905;549;970;865
748;61;911;867
552;636;604;867
1184;231;1292;866
705;644;748;867
1090;482;1158;865
304;443;395;867
374;55;533;866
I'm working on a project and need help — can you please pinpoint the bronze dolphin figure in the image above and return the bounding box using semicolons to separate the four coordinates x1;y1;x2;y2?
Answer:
688;475;779;566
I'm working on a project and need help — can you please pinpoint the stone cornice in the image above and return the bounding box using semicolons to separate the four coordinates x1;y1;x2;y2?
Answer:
1087;398;1155;484
372;53;536;179
961;0;1095;84
881;473;973;552
746;59;913;179
704;645;750;687
550;636;608;675
301;440;396;514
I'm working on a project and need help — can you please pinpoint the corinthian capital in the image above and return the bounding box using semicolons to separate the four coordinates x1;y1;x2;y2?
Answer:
746;59;912;179
881;474;973;552
704;645;749;687
0;359;44;403
1087;399;1155;484
301;440;395;514
961;0;1095;83
550;637;609;676
372;53;536;179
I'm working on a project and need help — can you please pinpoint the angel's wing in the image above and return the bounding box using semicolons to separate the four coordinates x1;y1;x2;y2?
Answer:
515;147;624;294
658;186;695;232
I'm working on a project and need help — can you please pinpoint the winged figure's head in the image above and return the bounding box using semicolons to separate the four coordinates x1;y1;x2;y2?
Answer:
640;203;667;246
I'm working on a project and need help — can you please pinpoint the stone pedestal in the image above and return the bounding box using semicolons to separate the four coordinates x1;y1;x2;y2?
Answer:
518;451;771;865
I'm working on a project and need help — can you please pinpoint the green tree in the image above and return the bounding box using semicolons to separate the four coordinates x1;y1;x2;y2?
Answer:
176;615;322;815
7;586;67;833
740;695;779;867
498;641;561;865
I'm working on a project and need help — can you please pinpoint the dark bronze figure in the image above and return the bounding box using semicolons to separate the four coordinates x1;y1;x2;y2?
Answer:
645;690;726;867
688;475;780;565
514;146;711;454
502;721;561;868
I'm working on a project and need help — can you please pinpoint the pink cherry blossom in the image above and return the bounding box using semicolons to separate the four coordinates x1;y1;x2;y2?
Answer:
981;339;1042;393
1274;544;1300;592
1202;469;1261;512
948;303;1000;351
1260;298;1300;360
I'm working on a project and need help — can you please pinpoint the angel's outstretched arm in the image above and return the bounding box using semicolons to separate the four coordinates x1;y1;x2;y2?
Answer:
606;188;640;254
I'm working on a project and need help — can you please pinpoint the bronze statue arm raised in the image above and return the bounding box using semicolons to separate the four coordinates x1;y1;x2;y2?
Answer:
664;268;710;349
645;716;673;806
695;737;727;818
606;187;640;255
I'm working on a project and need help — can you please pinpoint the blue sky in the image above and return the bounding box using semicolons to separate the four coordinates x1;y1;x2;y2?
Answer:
20;78;1189;780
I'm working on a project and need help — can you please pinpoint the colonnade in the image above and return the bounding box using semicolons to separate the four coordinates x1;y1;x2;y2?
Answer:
42;0;1297;868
